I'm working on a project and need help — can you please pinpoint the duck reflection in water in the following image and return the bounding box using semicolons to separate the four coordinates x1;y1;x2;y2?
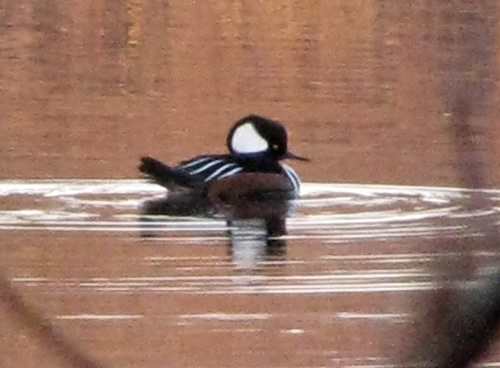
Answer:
138;114;308;268
141;190;292;268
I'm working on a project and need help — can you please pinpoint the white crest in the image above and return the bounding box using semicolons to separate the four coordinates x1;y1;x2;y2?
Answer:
230;122;269;154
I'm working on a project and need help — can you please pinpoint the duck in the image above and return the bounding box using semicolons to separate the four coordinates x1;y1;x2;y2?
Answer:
139;114;308;207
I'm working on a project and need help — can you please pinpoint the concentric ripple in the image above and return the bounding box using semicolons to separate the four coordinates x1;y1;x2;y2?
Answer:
0;180;499;242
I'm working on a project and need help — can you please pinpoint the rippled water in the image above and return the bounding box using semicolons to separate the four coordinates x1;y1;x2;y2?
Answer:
2;179;499;237
1;180;499;367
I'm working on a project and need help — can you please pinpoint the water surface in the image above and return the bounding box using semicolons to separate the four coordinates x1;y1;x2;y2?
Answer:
1;180;499;367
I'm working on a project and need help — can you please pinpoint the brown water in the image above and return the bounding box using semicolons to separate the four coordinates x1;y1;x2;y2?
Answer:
1;1;500;185
1;1;500;367
1;181;500;367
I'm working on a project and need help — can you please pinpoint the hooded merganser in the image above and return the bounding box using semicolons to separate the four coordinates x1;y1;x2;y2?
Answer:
139;114;308;205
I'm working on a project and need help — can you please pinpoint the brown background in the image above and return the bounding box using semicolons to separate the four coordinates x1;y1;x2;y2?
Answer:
1;0;499;185
1;2;500;367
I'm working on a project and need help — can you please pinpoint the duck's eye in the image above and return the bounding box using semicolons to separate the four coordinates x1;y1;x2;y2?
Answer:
271;144;280;151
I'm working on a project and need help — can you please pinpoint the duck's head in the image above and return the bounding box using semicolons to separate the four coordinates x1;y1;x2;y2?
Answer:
226;115;308;161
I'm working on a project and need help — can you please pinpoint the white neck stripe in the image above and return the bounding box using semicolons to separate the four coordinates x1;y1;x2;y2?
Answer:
282;164;301;194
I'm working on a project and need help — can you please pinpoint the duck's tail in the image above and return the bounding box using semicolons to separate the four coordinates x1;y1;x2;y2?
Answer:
139;156;205;190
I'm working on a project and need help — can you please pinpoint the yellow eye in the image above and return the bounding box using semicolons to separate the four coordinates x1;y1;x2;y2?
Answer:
272;144;279;151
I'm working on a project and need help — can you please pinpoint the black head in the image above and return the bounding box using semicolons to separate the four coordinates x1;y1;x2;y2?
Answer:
226;114;308;161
